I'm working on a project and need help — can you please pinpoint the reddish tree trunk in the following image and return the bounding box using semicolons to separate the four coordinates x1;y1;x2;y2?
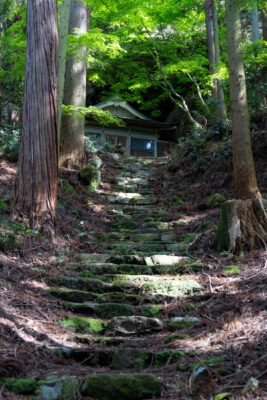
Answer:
13;0;58;235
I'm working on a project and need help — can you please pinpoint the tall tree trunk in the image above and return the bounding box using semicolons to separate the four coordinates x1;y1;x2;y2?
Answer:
59;0;88;168
213;0;267;254
251;1;259;42
57;0;71;151
13;0;58;235
260;8;267;141
204;0;226;118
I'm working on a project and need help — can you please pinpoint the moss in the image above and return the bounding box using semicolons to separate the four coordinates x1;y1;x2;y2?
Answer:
79;166;101;191
60;316;107;334
223;265;241;275
177;357;225;372
0;378;38;395
140;305;162;318
154;350;184;366
206;193;226;208
60;180;75;192
46;288;98;302
164;334;189;344
81;373;161;400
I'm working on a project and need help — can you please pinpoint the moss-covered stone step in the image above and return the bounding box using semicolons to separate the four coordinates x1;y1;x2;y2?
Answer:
60;315;163;335
66;262;198;276
63;301;164;319
81;373;161;400
55;347;185;369
75;253;190;266
0;373;162;400
63;302;135;318
47;288;142;304
107;193;158;205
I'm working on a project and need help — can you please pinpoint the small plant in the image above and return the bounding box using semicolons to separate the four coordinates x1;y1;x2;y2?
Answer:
0;129;21;161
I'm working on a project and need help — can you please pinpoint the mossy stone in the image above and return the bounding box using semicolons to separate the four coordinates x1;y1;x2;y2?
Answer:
46;276;105;293
88;156;103;169
36;376;78;400
81;373;161;400
79;166;101;191
223;265;241;275
112;349;151;370
140;305;162;318
206;193;226;208
154;350;184;366
142;278;201;297
0;378;38;395
60;316;106;334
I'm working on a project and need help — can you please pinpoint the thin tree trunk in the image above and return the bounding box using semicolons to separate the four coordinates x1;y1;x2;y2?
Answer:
13;0;58;235
260;8;267;140
59;0;88;168
58;0;71;152
204;0;226;118
251;1;259;42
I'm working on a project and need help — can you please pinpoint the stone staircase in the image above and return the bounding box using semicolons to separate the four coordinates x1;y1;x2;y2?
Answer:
6;158;214;399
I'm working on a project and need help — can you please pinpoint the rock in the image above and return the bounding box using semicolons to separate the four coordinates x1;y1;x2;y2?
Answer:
190;367;209;386
79;166;101;190
142;278;201;297
242;377;259;394
112;349;151;370
88;156;103;169
168;316;201;330
107;316;163;336
81;373;161;400
145;255;187;266
36;376;78;400
46;289;98;302
98;292;141;305
206;193;226;208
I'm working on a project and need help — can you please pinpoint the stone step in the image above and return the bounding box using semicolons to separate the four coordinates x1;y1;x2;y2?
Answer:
75;253;191;266
54;347;185;369
107;193;158;205
46;274;200;298
89;231;178;242
101;241;187;255
65;261;203;276
60;315;164;335
2;373;162;400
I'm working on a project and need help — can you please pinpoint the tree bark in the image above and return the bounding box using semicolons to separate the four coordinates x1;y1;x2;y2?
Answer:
59;0;88;168
13;0;58;235
204;0;226;118
58;0;71;152
213;0;267;254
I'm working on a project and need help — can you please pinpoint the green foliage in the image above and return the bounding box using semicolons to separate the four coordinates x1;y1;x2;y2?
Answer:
0;128;20;161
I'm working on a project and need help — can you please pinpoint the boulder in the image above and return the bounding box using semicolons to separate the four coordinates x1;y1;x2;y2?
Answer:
107;315;163;336
88;156;103;169
79;166;101;191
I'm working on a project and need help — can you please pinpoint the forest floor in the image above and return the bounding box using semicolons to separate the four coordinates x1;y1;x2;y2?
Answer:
0;131;266;400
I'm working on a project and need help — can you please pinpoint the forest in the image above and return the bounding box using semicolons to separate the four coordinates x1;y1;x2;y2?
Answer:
0;0;266;399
